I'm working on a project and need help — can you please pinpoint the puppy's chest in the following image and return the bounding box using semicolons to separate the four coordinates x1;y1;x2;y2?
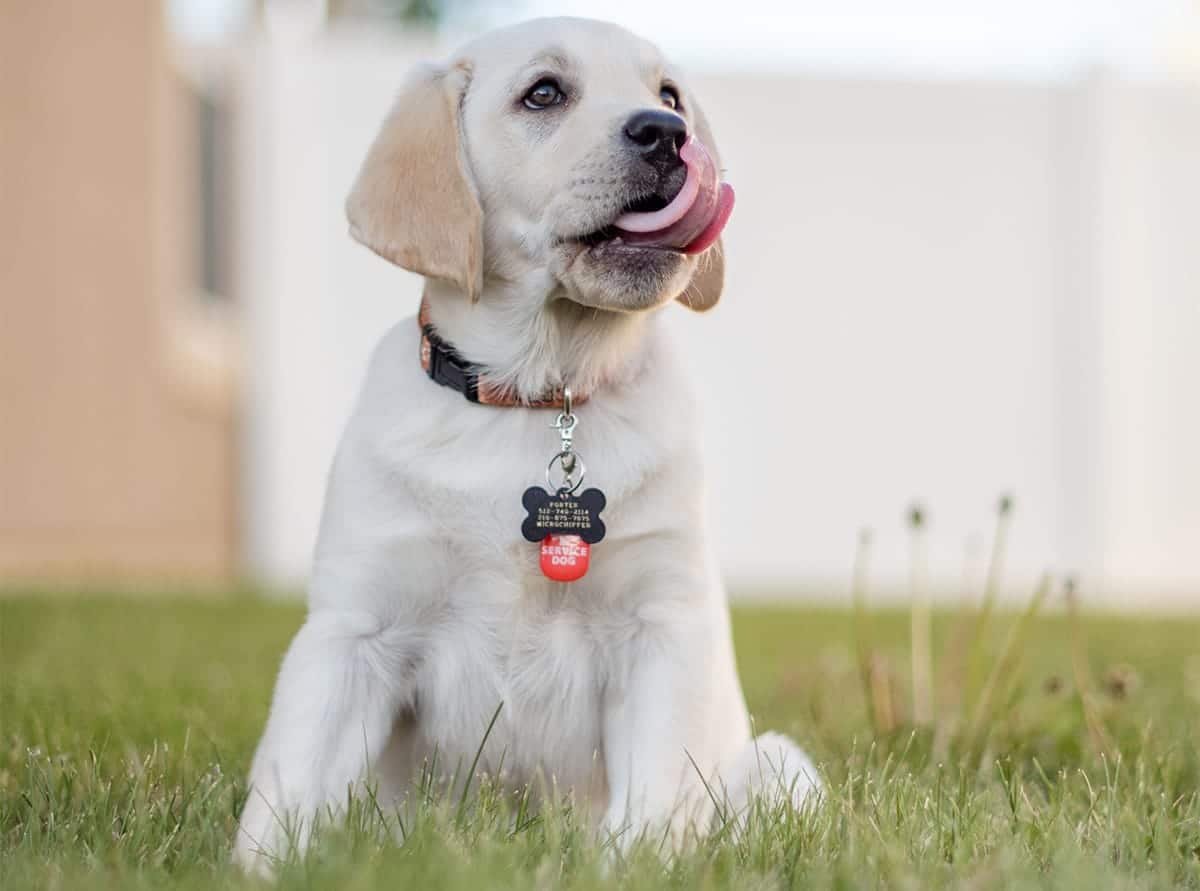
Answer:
387;394;683;780
414;462;635;586
414;592;624;787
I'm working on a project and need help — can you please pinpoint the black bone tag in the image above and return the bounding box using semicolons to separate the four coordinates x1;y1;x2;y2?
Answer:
521;487;607;544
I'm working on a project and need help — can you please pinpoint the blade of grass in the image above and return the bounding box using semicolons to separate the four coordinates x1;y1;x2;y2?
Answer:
1065;576;1115;755
965;495;1015;705
851;528;876;732
908;504;933;726
455;700;504;824
967;572;1053;765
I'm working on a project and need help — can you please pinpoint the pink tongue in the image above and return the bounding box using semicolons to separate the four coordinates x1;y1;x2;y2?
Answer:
612;136;735;254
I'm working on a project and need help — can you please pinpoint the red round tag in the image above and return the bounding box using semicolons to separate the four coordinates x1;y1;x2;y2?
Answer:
539;534;590;582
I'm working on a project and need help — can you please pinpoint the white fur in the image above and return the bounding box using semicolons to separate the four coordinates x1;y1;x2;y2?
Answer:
235;17;819;872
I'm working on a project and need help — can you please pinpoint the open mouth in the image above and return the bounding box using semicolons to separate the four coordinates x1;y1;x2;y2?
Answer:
573;137;735;256
575;194;668;247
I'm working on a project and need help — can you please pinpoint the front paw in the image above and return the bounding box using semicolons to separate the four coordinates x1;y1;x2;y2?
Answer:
232;837;276;878
600;801;693;857
600;806;637;856
234;789;308;875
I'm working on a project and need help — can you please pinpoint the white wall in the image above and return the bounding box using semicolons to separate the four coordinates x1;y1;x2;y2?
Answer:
235;31;1200;605
1082;78;1200;593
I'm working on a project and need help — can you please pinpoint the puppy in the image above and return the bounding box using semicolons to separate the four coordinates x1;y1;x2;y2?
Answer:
235;16;817;871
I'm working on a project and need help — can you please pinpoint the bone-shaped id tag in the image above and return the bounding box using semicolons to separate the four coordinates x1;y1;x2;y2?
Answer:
520;389;606;582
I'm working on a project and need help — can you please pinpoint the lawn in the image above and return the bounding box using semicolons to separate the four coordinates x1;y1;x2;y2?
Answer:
2;594;1198;889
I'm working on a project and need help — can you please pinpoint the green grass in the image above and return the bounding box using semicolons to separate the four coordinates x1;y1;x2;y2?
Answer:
2;595;1199;889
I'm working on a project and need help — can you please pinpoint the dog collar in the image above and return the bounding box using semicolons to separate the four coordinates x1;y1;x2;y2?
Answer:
418;299;584;408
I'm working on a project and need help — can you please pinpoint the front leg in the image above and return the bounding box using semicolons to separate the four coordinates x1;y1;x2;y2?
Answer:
601;605;718;852
234;609;417;872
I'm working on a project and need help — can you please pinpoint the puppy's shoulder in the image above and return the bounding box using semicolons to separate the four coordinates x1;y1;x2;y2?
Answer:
357;315;426;407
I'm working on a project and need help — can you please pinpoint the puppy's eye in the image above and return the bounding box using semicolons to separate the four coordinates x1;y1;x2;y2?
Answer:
659;85;680;110
524;79;566;109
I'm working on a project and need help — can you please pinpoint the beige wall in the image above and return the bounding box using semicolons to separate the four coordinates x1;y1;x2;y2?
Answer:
0;0;236;583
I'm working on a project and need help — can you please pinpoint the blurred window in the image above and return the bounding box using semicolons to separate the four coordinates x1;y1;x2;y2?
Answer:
167;0;252;43
328;0;442;25
194;85;232;303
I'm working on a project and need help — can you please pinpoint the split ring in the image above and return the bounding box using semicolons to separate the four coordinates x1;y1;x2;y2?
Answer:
546;450;586;495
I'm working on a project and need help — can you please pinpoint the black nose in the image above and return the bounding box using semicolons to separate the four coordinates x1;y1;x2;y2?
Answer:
623;109;687;160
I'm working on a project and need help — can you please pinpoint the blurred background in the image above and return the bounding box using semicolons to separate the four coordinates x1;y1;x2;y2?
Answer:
2;0;1198;606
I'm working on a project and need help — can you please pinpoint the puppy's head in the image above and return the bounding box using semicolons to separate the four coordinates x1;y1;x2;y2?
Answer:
347;17;730;313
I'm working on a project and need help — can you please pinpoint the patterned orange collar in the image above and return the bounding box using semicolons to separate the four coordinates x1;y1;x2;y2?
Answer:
418;299;585;408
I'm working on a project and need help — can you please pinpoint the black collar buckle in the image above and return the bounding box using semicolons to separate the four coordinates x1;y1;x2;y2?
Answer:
421;321;481;403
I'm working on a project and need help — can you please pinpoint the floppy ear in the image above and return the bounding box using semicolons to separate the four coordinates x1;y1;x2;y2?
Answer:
678;240;725;312
677;97;726;312
346;63;484;300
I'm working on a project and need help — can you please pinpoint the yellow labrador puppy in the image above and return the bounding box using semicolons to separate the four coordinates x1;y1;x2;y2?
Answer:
235;16;817;870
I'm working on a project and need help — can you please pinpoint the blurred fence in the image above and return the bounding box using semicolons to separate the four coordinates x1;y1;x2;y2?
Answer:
232;26;1200;604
